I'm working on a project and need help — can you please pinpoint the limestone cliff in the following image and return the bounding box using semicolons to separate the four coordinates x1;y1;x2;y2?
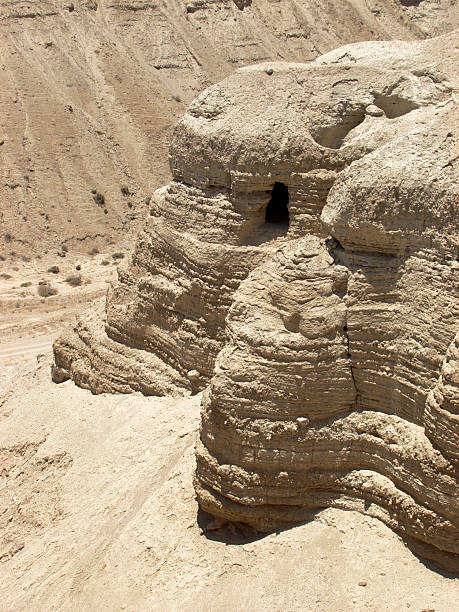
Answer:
53;32;458;571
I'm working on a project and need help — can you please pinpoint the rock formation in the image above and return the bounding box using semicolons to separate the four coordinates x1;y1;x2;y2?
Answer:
53;31;458;571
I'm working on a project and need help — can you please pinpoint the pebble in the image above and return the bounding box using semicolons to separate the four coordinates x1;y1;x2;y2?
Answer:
265;67;274;75
366;103;384;117
358;581;367;587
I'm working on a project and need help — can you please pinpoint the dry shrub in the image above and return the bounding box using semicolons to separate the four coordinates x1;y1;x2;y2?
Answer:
38;283;58;297
65;275;82;287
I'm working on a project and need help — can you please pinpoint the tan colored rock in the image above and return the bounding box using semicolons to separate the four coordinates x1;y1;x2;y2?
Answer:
53;32;458;571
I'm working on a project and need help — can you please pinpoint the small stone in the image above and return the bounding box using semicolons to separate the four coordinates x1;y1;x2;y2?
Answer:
366;104;384;117
265;67;274;75
296;416;309;428
358;581;367;587
187;369;200;382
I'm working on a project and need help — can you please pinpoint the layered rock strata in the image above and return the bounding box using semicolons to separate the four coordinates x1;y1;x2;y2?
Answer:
195;106;459;571
54;33;458;570
54;33;454;393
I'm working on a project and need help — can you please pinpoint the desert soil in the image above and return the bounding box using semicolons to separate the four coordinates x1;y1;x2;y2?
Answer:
0;250;122;393
0;354;458;611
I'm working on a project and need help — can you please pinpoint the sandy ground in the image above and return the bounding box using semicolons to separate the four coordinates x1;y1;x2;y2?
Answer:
0;250;121;393
0;355;458;611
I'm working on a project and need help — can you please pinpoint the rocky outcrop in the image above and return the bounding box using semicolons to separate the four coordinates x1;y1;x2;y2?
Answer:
53;32;458;571
195;102;459;571
53;34;452;393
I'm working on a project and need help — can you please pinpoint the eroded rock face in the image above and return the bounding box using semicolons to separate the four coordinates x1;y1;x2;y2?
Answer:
53;32;458;570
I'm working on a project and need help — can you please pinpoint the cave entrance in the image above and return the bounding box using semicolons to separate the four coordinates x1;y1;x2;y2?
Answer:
265;182;289;227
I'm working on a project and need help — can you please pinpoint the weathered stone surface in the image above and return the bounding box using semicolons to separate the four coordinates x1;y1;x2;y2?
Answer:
53;32;458;571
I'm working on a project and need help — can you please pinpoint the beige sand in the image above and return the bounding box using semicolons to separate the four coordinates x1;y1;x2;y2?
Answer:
1;356;458;611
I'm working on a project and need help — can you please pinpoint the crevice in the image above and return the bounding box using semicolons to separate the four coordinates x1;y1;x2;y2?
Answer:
326;236;361;407
399;0;424;6
343;320;360;407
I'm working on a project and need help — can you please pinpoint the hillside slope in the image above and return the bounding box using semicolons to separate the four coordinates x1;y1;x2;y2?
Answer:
0;0;457;259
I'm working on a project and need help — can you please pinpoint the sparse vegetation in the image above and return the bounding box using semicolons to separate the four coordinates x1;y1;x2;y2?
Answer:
38;282;58;297
93;191;105;207
65;274;83;287
101;260;110;266
20;281;32;287
121;185;130;196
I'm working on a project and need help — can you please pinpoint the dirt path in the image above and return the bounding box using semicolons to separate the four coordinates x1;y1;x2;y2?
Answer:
0;335;56;360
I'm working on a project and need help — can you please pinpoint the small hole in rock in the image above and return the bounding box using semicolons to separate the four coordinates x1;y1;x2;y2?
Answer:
265;182;289;227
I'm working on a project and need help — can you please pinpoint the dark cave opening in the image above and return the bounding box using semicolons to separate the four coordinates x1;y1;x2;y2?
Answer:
265;182;289;227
